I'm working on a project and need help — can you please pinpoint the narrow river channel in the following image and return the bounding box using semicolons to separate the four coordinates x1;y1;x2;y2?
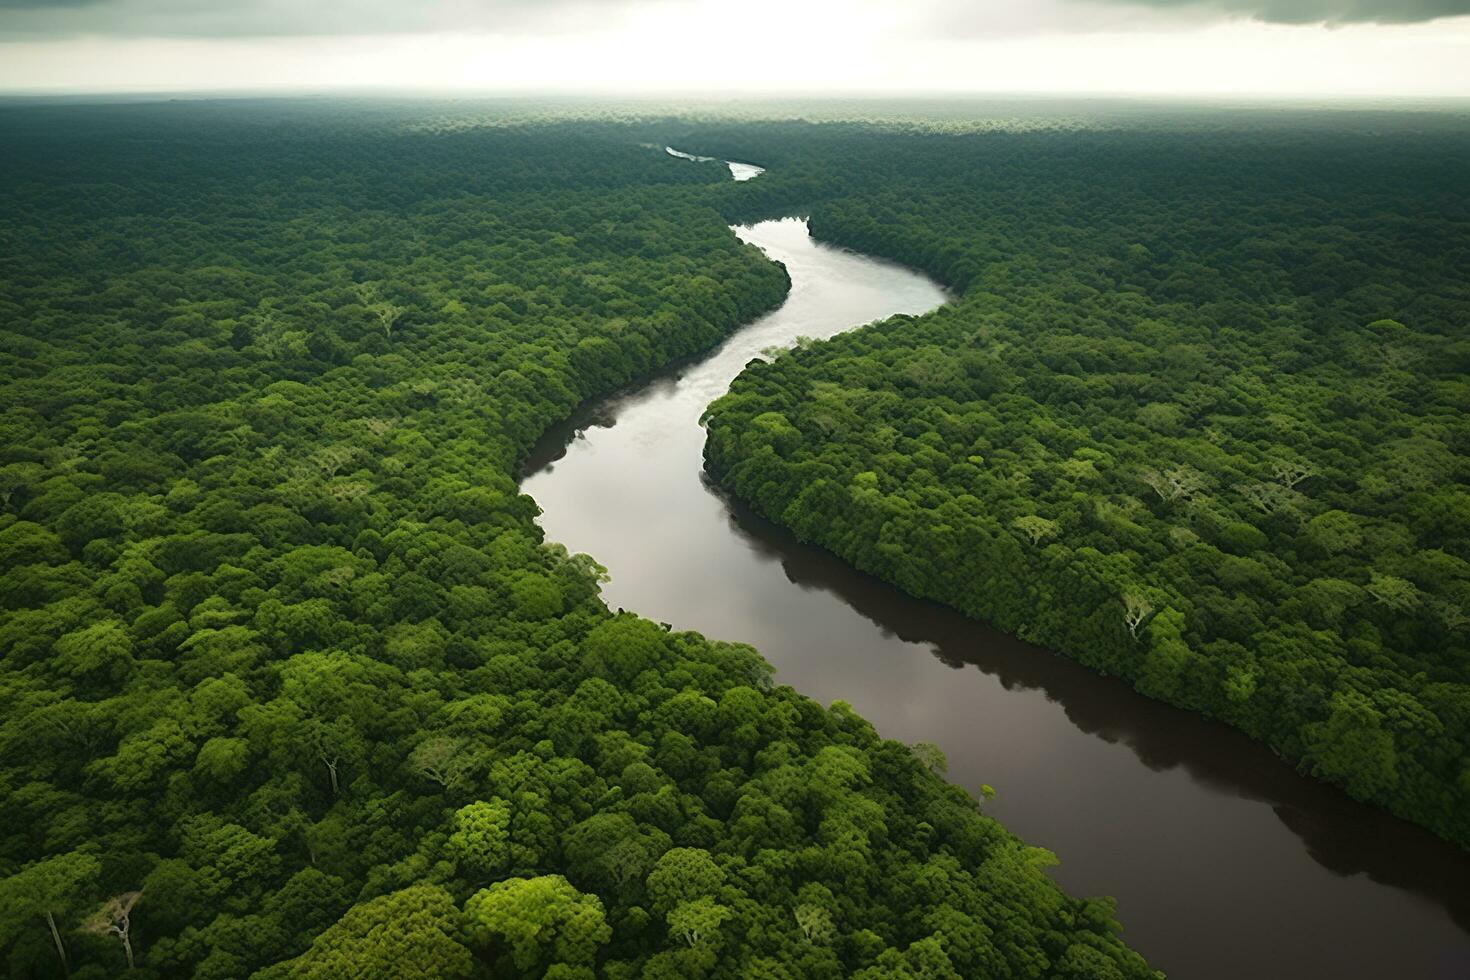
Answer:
522;162;1470;979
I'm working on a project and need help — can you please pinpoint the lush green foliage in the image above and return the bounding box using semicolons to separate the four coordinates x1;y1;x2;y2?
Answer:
0;103;1155;978
703;120;1470;847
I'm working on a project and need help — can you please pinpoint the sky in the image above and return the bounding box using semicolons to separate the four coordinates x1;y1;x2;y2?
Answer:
1;0;1468;97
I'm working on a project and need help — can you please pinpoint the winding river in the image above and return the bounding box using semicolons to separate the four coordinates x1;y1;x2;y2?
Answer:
522;158;1470;979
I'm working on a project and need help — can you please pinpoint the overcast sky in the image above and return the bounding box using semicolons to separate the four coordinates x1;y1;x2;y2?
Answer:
1;0;1467;96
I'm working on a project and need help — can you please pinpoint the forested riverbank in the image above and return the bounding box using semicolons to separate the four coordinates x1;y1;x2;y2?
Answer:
0;102;1157;978
700;117;1470;849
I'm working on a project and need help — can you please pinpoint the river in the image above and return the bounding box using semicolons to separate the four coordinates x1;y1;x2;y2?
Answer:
521;168;1470;978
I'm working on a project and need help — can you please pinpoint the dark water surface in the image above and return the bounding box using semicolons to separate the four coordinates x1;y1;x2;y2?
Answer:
522;217;1470;979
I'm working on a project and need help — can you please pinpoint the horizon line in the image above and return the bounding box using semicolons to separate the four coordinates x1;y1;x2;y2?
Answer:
4;88;1470;106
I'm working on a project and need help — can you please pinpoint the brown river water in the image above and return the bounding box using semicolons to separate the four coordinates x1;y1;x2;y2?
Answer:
521;208;1470;979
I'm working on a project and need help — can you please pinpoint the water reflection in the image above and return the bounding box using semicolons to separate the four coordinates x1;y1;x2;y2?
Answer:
714;482;1470;936
664;145;764;181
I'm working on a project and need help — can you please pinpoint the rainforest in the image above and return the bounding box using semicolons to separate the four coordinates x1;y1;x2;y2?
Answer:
0;97;1467;980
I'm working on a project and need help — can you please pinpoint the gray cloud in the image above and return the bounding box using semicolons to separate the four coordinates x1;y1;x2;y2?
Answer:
911;0;1470;39
1079;0;1470;24
0;0;658;38
2;0;1465;40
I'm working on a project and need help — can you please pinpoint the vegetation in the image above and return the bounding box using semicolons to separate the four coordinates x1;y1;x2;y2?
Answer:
0;102;1157;978
703;117;1470;849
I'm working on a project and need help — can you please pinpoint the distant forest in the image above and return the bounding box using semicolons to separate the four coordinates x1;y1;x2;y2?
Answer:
0;103;1164;979
701;114;1470;849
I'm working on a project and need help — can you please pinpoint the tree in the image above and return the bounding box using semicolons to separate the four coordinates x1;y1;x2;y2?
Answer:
1011;515;1059;546
356;282;408;339
911;742;948;777
81;890;142;970
1270;456;1315;490
307;445;360;480
194;736;251;782
409;736;472;791
1435;599;1469;633
580;616;670;684
561;812;667;893
0;462;43;511
0;851;100;978
462;876;610;972
53;620;133;681
645;848;725;915
1140;465;1207;503
1121;593;1154;640
1304;509;1362;555
508;572;564;620
0;519;69;567
271;884;471;980
1305;691;1399;799
305;717;355;796
793;903;835;945
445;800;511;878
1364;572;1419;612
667;898;732;947
1235;481;1302;516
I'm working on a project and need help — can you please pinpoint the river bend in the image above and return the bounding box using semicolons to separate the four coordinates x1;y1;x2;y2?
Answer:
522;204;1470;978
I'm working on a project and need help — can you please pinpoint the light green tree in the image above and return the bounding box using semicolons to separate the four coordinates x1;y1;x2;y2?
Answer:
1011;515;1059;546
274;884;471;980
667;897;732;947
445;800;511;878
80;890;143;970
0;851;100;978
793;903;835;945
645;847;724;915
463;875;610;972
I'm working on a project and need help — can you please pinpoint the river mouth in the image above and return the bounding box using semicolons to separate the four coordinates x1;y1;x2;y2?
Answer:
521;216;1470;980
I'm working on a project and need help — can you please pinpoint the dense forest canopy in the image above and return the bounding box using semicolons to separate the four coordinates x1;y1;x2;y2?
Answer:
700;112;1470;849
0;101;1165;979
